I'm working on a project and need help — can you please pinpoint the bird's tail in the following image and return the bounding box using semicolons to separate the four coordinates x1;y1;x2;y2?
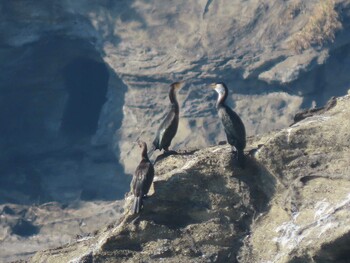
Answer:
147;145;156;158
237;150;245;169
132;196;142;214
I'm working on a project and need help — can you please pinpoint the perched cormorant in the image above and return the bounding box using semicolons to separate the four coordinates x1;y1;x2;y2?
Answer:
148;82;183;157
211;82;246;168
131;140;155;214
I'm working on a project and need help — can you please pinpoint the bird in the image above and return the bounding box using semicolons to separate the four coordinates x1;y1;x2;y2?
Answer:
148;81;184;157
211;82;246;168
131;140;155;214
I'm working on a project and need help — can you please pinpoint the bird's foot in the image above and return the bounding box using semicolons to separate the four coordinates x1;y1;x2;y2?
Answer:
153;150;178;164
231;149;239;160
163;150;178;156
231;149;245;169
230;145;238;153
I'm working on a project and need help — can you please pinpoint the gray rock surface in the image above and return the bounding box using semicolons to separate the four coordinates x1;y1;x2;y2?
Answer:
31;94;350;263
0;200;124;262
1;1;350;262
2;0;350;175
247;93;350;262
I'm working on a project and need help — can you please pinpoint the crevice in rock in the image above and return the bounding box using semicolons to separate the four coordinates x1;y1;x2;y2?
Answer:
289;234;350;263
61;58;109;138
11;219;40;237
203;0;214;18
313;231;350;263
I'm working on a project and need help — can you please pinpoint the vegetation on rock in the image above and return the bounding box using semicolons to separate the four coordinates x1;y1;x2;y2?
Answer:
289;0;342;53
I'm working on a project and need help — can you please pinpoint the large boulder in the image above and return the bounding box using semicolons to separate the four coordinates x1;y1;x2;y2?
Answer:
31;94;350;262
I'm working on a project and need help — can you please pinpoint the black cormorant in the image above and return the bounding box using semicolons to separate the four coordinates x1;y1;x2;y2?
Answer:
211;82;246;168
131;140;155;214
148;82;183;157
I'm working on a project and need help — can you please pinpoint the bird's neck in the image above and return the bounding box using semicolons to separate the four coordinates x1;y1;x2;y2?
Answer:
141;144;149;161
169;87;179;111
216;91;227;108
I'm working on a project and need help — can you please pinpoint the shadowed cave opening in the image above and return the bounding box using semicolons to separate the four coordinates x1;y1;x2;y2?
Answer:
0;37;130;205
61;58;109;137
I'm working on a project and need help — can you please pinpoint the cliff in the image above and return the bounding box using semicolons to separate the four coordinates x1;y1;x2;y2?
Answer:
1;1;350;261
31;94;350;263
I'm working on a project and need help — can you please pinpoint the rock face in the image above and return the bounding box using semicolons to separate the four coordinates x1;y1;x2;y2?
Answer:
2;0;350;175
246;94;350;262
0;200;124;263
2;1;350;261
30;145;274;263
31;94;350;263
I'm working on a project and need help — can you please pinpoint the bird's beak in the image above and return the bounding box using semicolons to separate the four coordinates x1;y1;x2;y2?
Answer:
134;139;142;145
210;83;216;89
174;81;184;89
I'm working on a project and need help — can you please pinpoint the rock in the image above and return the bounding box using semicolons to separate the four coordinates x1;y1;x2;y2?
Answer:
30;145;270;263
247;94;350;262
2;1;350;262
30;94;350;262
2;0;350;180
0;201;124;262
258;50;322;85
291;96;337;125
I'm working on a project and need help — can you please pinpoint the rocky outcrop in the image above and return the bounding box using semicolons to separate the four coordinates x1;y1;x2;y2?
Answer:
245;93;350;262
31;94;350;262
0;200;124;263
2;1;350;261
30;145;274;263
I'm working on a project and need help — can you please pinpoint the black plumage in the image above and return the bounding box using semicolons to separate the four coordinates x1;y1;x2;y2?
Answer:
131;140;155;214
212;82;246;168
148;82;183;157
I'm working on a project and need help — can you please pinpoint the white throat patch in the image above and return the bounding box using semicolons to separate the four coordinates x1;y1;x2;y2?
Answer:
214;84;226;96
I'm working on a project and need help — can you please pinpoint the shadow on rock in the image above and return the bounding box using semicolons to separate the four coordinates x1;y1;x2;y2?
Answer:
95;145;278;262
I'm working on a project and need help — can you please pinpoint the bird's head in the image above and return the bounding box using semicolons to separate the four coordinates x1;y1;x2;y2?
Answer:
210;82;227;96
171;81;184;90
135;140;146;149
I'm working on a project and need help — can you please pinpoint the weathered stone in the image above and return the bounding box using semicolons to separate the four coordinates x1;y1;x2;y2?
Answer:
2;1;350;262
0;201;124;262
245;94;350;262
30;94;350;263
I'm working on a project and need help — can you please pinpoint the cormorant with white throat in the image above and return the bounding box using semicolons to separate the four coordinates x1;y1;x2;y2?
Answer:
131;140;154;214
211;82;246;168
148;82;183;157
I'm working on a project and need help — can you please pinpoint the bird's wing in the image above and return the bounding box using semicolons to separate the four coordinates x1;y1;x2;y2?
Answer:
220;106;246;147
132;161;150;196
154;109;177;147
142;162;154;195
132;161;154;196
